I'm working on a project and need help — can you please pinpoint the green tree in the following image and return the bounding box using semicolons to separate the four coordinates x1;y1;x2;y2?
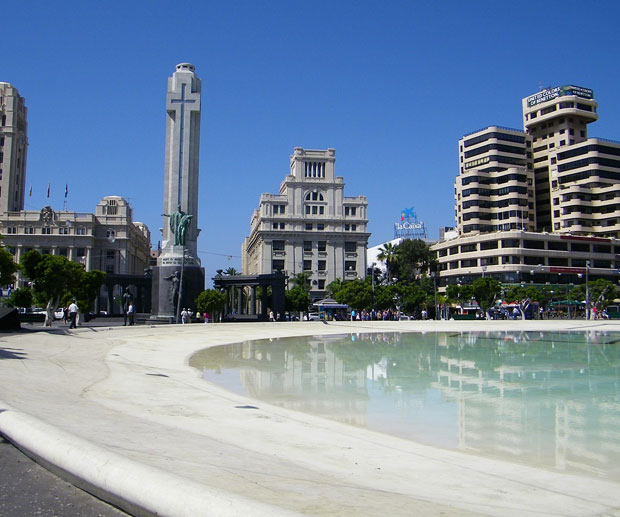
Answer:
9;287;33;309
0;247;18;287
377;242;397;282
19;250;85;326
471;277;501;319
333;278;373;311
195;289;226;321
286;273;311;315
390;239;436;283
224;267;239;276
571;278;618;311
69;270;107;321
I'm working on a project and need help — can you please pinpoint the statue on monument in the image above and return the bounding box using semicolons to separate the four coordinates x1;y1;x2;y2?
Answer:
163;204;193;246
164;271;180;307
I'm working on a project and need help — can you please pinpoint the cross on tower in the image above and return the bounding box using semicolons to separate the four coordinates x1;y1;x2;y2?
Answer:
170;82;196;206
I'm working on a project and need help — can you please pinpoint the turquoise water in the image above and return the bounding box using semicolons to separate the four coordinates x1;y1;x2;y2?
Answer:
189;330;620;480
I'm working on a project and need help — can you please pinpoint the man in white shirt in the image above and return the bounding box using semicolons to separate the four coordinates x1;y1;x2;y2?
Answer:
68;300;78;329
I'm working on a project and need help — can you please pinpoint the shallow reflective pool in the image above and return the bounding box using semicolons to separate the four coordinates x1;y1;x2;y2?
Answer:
189;330;620;480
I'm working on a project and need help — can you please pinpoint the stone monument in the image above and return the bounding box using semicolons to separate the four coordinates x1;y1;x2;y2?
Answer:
151;63;205;320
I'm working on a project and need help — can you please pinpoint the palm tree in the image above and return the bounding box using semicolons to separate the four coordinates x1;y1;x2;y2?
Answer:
377;242;397;283
224;267;239;276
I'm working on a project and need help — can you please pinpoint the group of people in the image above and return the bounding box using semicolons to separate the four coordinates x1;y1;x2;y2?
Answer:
179;308;211;324
58;300;79;329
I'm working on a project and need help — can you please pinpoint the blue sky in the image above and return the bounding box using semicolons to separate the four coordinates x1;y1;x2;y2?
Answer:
4;0;620;283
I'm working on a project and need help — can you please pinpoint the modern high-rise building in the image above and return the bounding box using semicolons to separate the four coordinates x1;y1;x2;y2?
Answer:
456;126;535;235
434;85;620;288
242;147;369;298
0;82;28;213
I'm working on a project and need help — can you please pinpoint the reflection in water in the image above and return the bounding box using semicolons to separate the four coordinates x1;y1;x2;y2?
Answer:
189;330;620;480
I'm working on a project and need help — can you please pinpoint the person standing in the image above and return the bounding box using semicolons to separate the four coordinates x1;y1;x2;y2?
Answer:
68;300;78;329
127;303;135;326
181;308;189;324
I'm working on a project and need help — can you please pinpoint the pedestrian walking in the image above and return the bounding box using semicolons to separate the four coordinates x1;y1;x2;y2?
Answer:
181;308;189;324
127;303;135;326
68;300;78;329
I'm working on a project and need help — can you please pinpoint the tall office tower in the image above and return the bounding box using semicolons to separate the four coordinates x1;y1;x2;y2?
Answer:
242;147;369;299
455;126;535;236
521;86;601;233
0;83;28;213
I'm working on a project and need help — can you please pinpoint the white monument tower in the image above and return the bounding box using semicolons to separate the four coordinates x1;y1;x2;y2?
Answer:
152;63;205;319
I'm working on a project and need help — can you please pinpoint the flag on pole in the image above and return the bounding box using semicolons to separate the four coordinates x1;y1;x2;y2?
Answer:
64;184;68;198
47;183;50;198
29;184;32;197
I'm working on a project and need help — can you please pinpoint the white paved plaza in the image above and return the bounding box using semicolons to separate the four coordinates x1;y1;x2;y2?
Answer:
1;320;619;516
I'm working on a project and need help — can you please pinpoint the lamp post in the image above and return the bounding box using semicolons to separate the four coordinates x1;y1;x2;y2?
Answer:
586;260;591;320
431;271;438;320
175;246;186;324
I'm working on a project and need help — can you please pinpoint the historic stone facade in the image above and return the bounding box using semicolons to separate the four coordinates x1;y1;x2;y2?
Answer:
242;147;370;299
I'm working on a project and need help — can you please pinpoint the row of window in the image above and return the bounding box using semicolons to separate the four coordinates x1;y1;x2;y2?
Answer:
462;185;529;197
463;143;526;159
557;144;620;161
557;156;620;173
462;210;529;222
9;246;88;258
439;239;616;256
273;240;358;253
462;198;529;209
464;155;527;170
462;131;526;148
460;173;529;186
4;226;89;235
443;256;612;270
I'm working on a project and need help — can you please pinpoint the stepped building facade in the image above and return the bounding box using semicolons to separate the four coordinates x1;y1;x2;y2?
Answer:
242;147;369;299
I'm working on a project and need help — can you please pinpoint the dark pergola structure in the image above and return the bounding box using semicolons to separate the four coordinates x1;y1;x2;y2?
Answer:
213;272;287;322
99;273;153;315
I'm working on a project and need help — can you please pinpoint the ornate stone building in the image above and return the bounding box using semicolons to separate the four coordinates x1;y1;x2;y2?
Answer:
0;82;151;313
242;147;370;299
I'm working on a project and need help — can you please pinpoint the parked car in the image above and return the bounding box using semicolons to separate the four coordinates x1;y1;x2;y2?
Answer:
306;312;320;321
54;308;65;320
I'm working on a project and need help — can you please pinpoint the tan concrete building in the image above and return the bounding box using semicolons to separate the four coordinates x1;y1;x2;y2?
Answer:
0;196;151;287
242;147;369;298
435;85;620;288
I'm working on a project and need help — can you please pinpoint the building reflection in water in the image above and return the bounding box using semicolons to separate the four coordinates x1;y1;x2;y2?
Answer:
189;330;620;480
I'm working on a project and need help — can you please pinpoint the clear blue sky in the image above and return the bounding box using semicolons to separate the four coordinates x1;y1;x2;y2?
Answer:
4;1;620;284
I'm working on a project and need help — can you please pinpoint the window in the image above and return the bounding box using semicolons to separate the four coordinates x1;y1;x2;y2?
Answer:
303;260;312;270
106;250;115;259
305;191;324;201
76;248;86;257
76;227;87;235
272;259;284;271
272;240;285;251
106;230;115;238
318;279;325;290
25;227;34;234
59;227;69;235
58;248;68;257
318;241;326;252
344;242;356;252
279;223;285;229
273;204;286;214
317;224;324;231
345;261;356;271
6;226;16;234
303;241;312;252
305;223;312;230
106;265;114;273
318;260;326;271
273;223;279;229
41;227;52;235
344;206;357;216
571;242;589;252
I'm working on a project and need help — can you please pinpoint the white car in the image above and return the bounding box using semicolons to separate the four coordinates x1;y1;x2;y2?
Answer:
54;308;65;320
306;312;320;321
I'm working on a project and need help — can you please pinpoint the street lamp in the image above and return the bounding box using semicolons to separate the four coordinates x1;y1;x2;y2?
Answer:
430;271;438;320
586;260;591;320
